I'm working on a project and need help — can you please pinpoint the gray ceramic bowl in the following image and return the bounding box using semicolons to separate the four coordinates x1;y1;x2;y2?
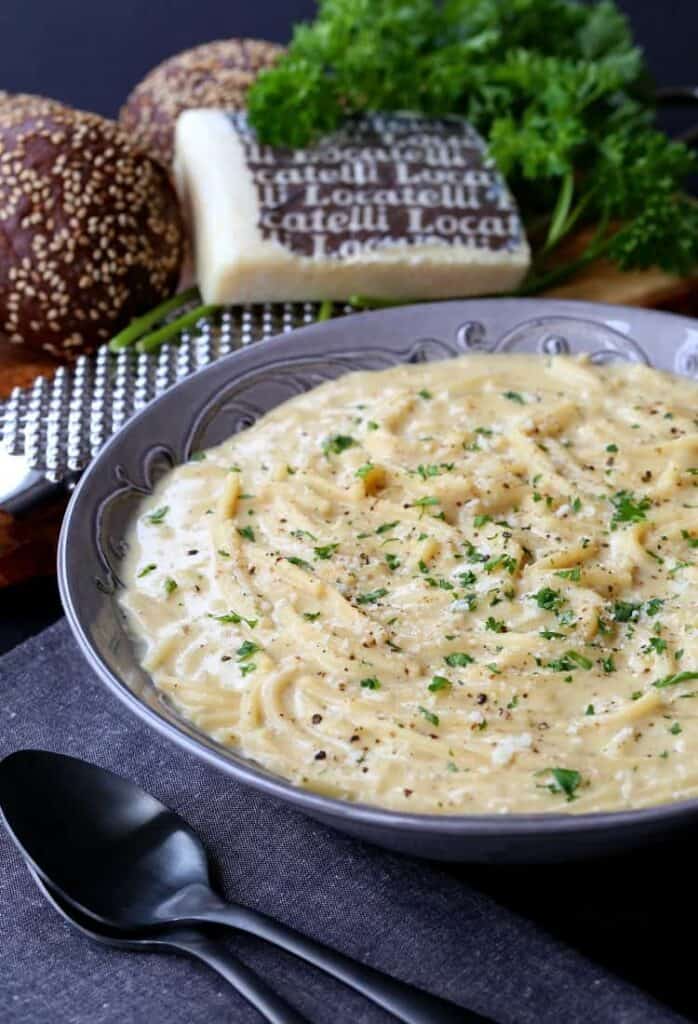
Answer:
58;298;698;863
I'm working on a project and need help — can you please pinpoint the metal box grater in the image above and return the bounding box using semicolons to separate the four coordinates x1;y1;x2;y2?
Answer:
0;302;337;505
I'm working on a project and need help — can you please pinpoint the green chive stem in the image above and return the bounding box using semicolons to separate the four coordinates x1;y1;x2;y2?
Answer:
135;304;220;353
108;286;201;352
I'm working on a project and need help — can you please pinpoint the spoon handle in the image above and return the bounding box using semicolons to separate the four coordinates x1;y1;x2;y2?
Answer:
173;931;308;1024
203;905;489;1024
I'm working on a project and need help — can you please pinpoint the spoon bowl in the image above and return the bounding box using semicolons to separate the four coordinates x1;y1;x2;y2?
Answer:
0;749;210;929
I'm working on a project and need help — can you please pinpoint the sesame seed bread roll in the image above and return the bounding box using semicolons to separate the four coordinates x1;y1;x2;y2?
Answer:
119;38;284;167
0;94;185;359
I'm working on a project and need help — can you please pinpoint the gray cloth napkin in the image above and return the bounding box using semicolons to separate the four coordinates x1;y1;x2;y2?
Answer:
0;619;685;1024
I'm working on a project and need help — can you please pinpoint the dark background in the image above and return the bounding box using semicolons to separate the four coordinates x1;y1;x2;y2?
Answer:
0;0;696;122
3;3;698;1021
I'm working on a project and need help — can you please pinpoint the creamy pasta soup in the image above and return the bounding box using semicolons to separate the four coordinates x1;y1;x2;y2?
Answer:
119;354;698;814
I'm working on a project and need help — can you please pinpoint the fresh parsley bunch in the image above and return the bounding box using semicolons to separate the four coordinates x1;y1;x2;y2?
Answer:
247;0;698;289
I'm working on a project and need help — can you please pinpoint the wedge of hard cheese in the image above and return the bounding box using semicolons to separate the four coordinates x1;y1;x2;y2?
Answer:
175;110;530;304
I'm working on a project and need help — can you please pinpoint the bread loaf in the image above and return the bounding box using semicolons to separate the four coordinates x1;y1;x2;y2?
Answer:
0;94;184;359
119;38;283;167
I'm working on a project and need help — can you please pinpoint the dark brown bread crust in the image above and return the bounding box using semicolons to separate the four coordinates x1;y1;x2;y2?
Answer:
0;94;184;359
119;37;284;166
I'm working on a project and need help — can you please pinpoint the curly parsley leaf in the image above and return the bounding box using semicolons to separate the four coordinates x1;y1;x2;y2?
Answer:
609;490;651;529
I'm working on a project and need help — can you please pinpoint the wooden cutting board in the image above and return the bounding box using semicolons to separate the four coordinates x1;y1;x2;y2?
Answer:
2;260;697;588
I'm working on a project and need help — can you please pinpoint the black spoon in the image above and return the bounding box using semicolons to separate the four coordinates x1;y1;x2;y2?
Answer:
25;865;307;1024
0;750;486;1024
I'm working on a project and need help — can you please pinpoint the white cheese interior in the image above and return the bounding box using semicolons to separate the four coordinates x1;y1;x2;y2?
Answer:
175;109;530;304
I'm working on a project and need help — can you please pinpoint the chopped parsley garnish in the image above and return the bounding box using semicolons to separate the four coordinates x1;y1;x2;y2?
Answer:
356;587;388;605
236;640;259;661
612;600;642;623
355;463;375;479
609;490;651;529
644;636;667;655
444;652;474;667
418;388;432;400
385;553;400;571
416;463;453;480
645;597;664;616
164;577;178;595
360;676;381;690
189;450;207;461
653;671;698;689
555;567;581;581
376;520;400;534
565;650;592;670
484;553;517;575
682;529;698;548
411;496;440;508
464;541;488;563
532;587;563;611
546;768;581;801
540;629;566;639
303;611;321;621
547;650;591;672
602;656;616;673
146;505;169;524
503;390;525;404
237;525;255;541
485;616;506;633
548;655;577;672
366;420;379;431
428;675;451;692
291;528;317;541
606;444;618;453
473;514;492;528
314;543;339;559
670;722;682;735
240;663;257;677
287;555;313;571
585;704;595;716
217;548;231;558
322;434;356;456
418;705;440;727
212;611;258;628
458;570;477;586
426;575;454;591
137;563;157;578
